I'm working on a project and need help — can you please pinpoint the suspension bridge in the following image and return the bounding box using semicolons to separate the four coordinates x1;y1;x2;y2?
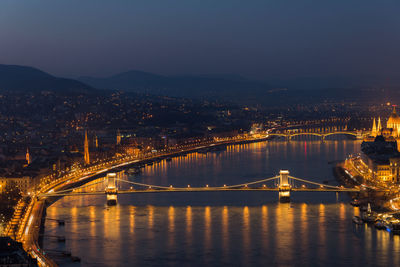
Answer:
40;170;361;204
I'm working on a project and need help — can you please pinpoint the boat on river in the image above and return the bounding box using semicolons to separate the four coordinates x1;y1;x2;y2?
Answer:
361;203;377;223
387;223;400;234
350;199;360;206
127;167;141;175
374;220;387;230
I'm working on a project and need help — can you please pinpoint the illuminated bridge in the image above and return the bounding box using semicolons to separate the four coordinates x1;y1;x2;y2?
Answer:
266;131;364;141
40;170;361;204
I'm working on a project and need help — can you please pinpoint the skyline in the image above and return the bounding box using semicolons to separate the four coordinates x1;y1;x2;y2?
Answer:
1;0;400;81
2;2;400;265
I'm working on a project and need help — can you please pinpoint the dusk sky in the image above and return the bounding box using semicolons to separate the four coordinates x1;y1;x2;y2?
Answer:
1;0;400;79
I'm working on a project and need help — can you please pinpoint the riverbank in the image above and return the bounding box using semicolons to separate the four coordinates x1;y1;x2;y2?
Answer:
43;139;399;267
17;135;273;266
334;163;392;211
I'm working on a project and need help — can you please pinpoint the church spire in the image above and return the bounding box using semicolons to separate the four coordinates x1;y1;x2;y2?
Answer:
116;129;121;145
95;134;99;149
26;147;31;165
372;118;377;137
377;117;382;132
84;130;90;165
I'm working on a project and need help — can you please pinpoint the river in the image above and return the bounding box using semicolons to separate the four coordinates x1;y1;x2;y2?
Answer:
43;140;400;266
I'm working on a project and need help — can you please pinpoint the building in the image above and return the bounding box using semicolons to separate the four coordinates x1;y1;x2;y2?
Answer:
116;129;121;145
390;157;400;183
361;107;400;183
0;236;37;266
0;176;32;194
370;106;400;143
386;106;400;136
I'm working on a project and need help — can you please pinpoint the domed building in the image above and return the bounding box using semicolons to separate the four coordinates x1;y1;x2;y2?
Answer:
363;106;400;183
387;106;400;137
371;106;400;139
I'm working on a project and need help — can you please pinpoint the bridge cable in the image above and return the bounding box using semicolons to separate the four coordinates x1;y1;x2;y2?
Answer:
289;176;345;189
115;176;279;190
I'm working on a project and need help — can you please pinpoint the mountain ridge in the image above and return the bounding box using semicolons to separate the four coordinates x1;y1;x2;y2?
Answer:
78;70;271;99
0;64;93;94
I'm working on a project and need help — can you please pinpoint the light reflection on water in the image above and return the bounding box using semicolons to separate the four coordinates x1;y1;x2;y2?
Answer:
43;140;400;266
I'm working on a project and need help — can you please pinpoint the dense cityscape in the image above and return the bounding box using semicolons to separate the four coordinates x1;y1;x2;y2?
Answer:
2;1;400;266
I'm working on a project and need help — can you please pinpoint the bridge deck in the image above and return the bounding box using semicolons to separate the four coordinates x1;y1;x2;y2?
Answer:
42;187;360;197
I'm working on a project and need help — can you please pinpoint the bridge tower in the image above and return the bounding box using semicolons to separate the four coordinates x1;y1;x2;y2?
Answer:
105;173;118;205
356;130;363;140
278;170;291;202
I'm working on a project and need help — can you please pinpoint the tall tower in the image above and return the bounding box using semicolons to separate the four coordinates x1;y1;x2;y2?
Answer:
371;118;377;137
84;130;90;165
26;148;31;165
95;135;99;149
116;129;121;145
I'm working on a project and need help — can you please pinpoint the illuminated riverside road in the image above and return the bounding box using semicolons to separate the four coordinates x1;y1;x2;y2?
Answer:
16;135;275;266
42;139;400;267
19;131;357;262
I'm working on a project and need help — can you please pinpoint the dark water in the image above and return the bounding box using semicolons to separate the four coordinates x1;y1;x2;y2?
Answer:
43;140;400;266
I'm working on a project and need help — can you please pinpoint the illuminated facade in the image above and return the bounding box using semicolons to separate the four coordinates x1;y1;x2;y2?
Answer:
360;137;400;183
370;106;400;140
25;148;31;165
95;135;99;148
390;158;400;183
117;129;121;145
361;106;400;183
0;176;32;194
387;106;400;137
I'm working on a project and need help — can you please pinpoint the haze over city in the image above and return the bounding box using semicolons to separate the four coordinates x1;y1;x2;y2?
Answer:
1;0;400;86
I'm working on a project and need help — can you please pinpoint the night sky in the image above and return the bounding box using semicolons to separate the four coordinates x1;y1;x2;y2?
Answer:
1;0;400;80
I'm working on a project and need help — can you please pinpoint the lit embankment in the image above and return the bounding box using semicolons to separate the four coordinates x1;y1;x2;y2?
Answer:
11;134;270;266
342;156;399;210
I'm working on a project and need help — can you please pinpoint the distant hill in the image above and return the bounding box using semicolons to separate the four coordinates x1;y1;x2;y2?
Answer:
78;70;271;100
0;64;93;93
268;75;400;91
3;64;400;106
79;70;400;105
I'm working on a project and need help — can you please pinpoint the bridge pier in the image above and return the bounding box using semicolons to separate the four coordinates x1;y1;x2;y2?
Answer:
105;173;118;206
278;170;291;202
